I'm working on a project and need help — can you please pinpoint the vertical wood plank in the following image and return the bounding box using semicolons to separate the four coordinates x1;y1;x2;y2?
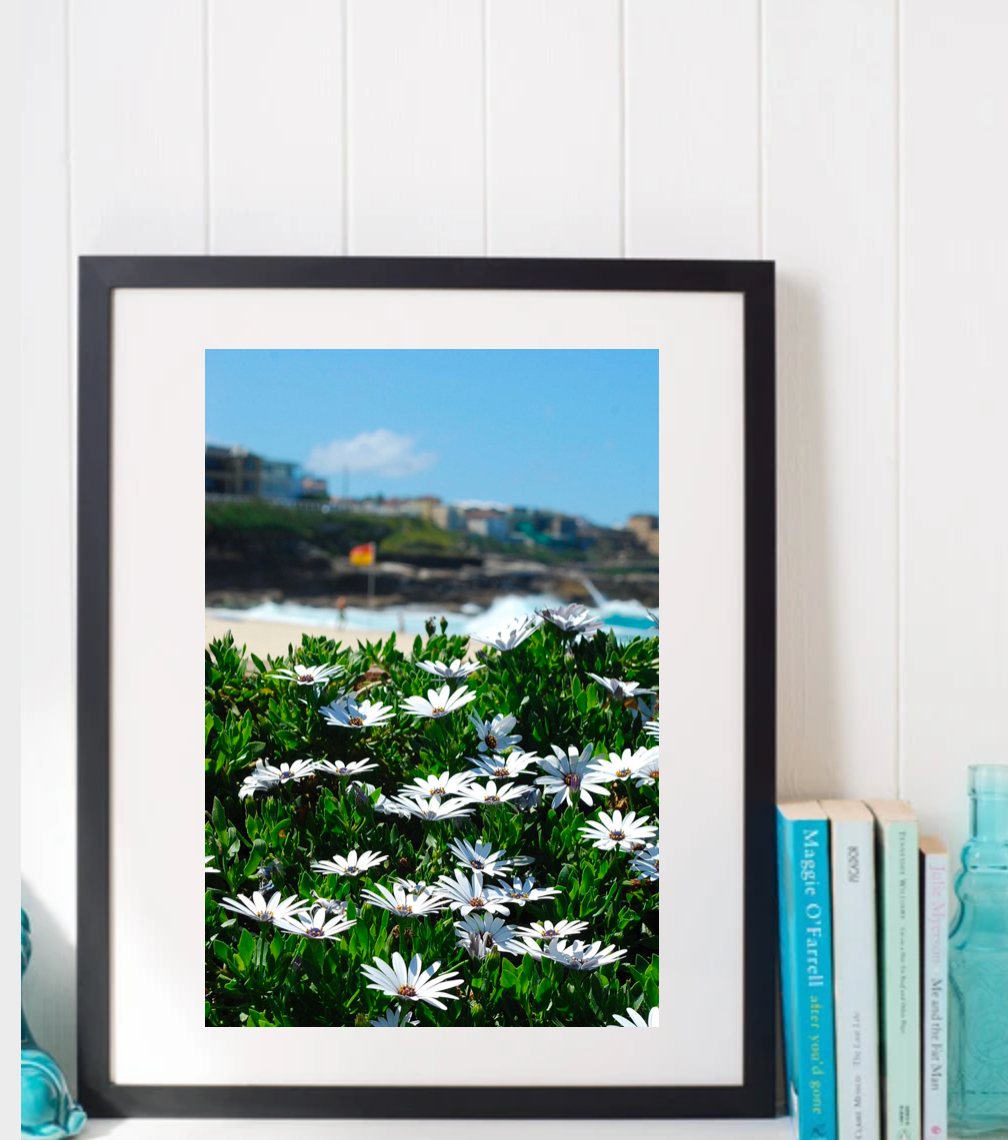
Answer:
901;0;1008;861
486;0;622;256
21;0;76;1085
210;0;344;254
347;0;484;255
625;0;761;258
71;0;206;252
764;0;900;799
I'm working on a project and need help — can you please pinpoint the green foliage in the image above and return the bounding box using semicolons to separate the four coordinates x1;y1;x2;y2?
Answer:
205;622;659;1027
205;500;462;558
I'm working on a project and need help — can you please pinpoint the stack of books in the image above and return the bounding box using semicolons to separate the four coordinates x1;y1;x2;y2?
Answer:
778;799;950;1140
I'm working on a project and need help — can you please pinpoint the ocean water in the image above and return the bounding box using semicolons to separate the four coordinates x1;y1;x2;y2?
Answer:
206;593;658;642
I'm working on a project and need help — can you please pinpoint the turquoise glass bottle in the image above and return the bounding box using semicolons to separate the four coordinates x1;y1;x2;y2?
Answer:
948;763;1008;1136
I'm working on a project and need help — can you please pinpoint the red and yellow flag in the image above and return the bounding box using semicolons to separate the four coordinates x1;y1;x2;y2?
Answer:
348;542;377;567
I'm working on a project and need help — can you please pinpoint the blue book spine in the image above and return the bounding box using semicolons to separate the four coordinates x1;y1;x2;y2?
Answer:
778;808;839;1140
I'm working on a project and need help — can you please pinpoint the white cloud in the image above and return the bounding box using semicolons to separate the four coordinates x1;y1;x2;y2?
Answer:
306;429;437;479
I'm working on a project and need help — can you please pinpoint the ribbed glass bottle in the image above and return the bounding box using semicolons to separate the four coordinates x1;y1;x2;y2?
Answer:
948;763;1008;1136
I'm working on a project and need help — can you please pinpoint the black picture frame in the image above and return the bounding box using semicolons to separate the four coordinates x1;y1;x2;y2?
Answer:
77;255;777;1120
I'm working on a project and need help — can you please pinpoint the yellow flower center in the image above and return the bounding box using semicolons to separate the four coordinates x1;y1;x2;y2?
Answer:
486;734;498;750
398;984;417;998
348;716;364;727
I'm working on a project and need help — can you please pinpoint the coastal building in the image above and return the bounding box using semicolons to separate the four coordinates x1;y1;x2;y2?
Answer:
299;476;329;500
431;503;465;532
407;495;441;522
627;513;660;557
205;445;300;502
260;459;300;500
550;515;578;544
464;509;509;541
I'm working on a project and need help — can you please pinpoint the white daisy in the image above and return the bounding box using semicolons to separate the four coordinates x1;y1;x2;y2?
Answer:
271;661;343;687
415;657;484;682
515;785;542;812
461;779;530;808
544;938;626;972
535;744;609;810
449;837;512;878
309;891;349;918
579;809;657;853
643;719;660;742
316;757;378;779
393;878;432;895
594;749;643;783
515;918;589;941
361;882;446;919
470;711;522;754
403;770;475;800
204;855;218;874
613;1006;659;1028
468;750;539;781
347;781;412;817
633;693;656;720
390;795;473;822
321;696;394;730
436;870;511;916
347;780;389;811
361;952;462;1011
632;747;660;787
311;849;387;877
536;603;604;639
469;614;539;652
488;875;561;908
454;914;524;958
274;906;356;940
219;890;307;925
587;673;654;703
401;684;478;720
630;842;659;881
370;1005;417;1027
237;758;320;798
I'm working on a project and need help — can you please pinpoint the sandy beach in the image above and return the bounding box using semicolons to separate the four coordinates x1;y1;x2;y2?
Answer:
206;614;395;660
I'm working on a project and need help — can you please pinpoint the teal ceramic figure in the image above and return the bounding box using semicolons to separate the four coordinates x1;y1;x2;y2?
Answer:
21;909;86;1137
949;764;1008;1136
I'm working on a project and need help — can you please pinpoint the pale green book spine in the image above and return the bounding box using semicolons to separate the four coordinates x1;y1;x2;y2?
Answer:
878;820;921;1140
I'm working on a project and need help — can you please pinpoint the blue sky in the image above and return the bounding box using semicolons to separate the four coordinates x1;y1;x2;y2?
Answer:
206;349;658;527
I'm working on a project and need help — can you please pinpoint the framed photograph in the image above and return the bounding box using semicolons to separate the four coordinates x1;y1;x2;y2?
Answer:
77;256;776;1118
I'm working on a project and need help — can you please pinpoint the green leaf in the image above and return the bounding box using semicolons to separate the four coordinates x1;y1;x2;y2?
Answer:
237;927;256;967
500;959;520;990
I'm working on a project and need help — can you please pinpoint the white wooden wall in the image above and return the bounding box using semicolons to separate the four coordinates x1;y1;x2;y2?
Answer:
20;0;1008;1085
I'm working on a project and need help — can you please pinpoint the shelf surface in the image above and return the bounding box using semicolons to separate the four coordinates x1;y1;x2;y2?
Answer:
84;1119;793;1140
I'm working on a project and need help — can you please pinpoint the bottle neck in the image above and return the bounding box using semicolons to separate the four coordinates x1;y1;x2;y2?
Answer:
971;793;1008;842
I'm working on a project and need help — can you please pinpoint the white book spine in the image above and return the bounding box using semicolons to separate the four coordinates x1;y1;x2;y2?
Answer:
831;819;881;1140
922;850;949;1140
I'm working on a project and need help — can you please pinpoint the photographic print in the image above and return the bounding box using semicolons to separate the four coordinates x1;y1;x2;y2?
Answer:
78;257;774;1115
204;349;661;1029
